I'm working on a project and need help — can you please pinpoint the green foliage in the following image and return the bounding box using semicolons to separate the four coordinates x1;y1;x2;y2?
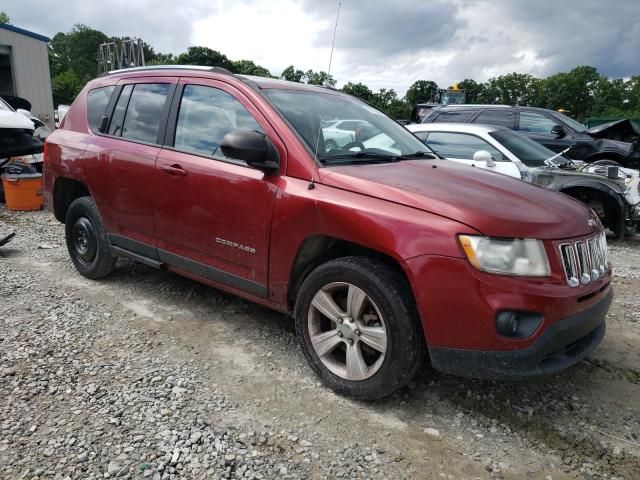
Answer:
51;70;84;106
49;24;109;80
231;60;271;77
341;82;374;102
279;65;335;86
405;80;438;106
175;46;233;69
280;65;305;83
0;11;10;24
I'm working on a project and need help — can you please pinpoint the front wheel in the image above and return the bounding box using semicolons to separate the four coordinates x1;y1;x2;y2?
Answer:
294;257;426;400
591;159;622;167
65;196;115;279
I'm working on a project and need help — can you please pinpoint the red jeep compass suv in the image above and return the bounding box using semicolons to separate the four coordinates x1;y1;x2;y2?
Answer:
43;66;612;399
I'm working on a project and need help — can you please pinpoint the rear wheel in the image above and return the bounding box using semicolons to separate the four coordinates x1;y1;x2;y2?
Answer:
324;140;338;152
294;257;425;400
65;196;115;279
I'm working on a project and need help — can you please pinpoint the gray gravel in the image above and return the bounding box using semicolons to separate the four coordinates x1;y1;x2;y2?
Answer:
1;207;639;479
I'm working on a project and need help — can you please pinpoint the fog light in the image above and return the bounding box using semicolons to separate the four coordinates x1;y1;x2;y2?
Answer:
495;311;543;339
496;312;519;337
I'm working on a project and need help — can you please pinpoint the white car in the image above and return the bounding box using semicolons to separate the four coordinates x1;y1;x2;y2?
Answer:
323;119;373;151
406;122;640;237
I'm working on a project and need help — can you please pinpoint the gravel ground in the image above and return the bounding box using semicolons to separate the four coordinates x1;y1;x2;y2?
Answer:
1;206;639;480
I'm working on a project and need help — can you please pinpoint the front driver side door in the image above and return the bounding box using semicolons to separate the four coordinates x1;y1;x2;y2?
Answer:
154;79;282;298
424;131;521;178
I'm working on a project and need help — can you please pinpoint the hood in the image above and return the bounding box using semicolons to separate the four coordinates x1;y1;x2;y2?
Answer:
587;119;640;143
319;160;598;240
0;110;35;130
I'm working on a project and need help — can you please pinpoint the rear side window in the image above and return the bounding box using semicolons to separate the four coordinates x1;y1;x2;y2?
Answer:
87;86;115;132
431;110;473;123
174;85;262;159
121;83;171;144
473;110;515;128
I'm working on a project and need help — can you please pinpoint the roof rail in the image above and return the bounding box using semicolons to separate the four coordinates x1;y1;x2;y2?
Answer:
99;65;235;77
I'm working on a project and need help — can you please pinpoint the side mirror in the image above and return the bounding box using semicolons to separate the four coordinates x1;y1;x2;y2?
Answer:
551;124;566;138
473;150;496;167
220;129;280;173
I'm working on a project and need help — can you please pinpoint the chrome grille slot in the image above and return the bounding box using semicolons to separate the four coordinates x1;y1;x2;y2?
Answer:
560;243;580;287
575;241;591;285
559;233;609;287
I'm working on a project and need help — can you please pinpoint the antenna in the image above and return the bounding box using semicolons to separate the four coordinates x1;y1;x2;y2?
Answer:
311;1;341;182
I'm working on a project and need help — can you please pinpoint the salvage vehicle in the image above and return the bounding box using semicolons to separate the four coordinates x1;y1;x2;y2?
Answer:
0;96;48;174
44;66;612;399
421;105;640;169
407;123;640;238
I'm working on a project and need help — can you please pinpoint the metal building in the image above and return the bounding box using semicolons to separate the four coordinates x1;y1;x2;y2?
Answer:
0;23;54;130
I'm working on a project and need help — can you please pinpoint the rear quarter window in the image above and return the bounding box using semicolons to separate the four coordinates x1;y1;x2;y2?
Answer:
87;86;116;133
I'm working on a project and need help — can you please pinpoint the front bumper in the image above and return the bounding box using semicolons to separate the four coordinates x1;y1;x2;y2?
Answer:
428;288;611;379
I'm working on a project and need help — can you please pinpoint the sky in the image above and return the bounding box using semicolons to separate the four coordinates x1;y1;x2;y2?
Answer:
5;0;640;95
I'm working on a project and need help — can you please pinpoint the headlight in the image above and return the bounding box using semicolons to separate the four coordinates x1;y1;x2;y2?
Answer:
458;235;550;276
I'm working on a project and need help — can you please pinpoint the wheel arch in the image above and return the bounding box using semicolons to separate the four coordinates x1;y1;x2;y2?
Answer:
287;235;413;313
559;182;626;236
52;177;91;223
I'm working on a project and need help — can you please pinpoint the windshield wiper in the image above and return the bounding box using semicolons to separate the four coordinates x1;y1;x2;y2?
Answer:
544;146;572;166
320;151;400;164
397;151;438;160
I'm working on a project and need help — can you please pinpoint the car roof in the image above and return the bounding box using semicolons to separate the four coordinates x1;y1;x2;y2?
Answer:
433;104;555;114
99;65;344;96
406;123;510;134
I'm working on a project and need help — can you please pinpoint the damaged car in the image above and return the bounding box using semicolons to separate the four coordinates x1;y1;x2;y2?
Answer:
421;105;640;169
407;123;640;238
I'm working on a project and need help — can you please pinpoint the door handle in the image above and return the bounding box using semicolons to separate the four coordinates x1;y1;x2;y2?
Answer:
161;164;187;177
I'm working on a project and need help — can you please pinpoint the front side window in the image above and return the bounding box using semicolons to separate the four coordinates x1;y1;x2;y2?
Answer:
518;112;558;134
425;132;503;161
87;86;115;132
121;83;171;144
174;85;263;159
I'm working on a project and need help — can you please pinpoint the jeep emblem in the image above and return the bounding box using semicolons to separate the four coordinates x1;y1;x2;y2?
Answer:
587;218;598;229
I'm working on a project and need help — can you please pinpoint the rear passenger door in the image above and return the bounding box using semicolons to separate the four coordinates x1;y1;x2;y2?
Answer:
96;78;176;250
153;78;280;298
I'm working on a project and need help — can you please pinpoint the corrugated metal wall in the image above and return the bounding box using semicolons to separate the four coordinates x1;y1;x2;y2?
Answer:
0;29;54;130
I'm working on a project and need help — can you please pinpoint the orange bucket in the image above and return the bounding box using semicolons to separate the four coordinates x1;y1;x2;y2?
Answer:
1;173;44;211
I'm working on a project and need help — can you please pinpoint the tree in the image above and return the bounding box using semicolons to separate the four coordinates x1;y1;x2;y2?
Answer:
175;46;233;70
476;73;543;106
0;11;10;24
48;24;109;79
231;60;271;77
405;80;438;106
281;65;305;83
341;82;374;102
51;69;84;106
456;79;481;103
304;69;336;87
541;66;601;120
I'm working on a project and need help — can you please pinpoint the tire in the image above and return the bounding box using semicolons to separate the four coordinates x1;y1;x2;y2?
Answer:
591;159;622;167
324;140;338;152
294;257;426;400
65;196;115;279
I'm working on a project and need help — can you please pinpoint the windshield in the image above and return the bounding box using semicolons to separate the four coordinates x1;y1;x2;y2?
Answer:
489;130;569;167
263;89;431;164
553;111;587;133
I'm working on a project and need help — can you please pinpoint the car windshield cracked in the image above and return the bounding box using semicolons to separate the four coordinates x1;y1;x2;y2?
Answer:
264;89;432;165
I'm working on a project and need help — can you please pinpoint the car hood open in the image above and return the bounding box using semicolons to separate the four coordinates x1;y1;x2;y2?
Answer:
587;119;640;143
319;160;598;240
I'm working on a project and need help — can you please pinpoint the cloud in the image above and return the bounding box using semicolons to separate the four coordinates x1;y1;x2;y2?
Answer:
3;0;639;96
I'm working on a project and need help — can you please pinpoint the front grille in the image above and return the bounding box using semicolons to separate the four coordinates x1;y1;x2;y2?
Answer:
559;233;609;287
